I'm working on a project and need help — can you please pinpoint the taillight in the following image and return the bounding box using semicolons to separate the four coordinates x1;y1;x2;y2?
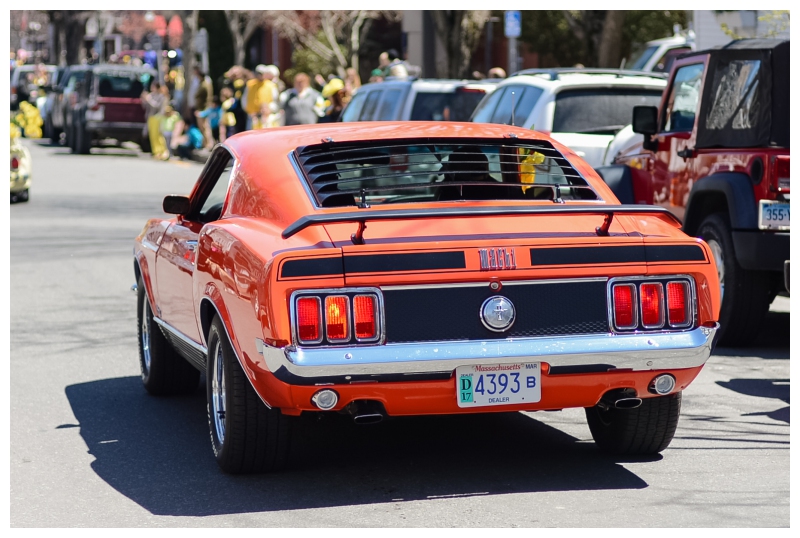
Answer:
640;282;664;328
11;157;20;170
666;281;690;327
612;284;637;330
772;155;790;192
353;294;378;340
324;296;349;342
296;297;322;343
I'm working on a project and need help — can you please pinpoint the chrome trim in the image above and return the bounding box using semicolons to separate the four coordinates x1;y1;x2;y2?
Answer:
606;275;697;334
666;281;692;329
640;282;665;329
294;296;324;344
479;296;516;332
258;324;718;378
153;317;208;355
290;287;386;347
353;294;381;342
382;277;608;292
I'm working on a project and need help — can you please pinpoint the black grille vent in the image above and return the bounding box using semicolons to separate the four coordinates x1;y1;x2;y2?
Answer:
294;138;597;207
383;280;608;343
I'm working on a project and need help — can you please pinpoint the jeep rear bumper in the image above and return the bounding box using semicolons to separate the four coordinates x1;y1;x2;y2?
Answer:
732;230;789;272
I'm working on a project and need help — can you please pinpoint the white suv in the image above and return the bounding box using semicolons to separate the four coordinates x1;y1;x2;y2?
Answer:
470;69;666;168
341;78;499;123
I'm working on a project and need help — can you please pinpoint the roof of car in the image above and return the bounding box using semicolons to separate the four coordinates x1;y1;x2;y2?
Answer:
357;78;500;91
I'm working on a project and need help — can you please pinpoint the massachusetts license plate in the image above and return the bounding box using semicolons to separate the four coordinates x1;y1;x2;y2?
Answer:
456;362;541;408
759;200;790;230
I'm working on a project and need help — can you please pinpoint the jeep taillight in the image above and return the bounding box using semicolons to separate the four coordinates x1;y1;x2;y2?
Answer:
11;157;20;170
609;277;694;332
293;289;383;346
771;155;790;193
296;297;322;344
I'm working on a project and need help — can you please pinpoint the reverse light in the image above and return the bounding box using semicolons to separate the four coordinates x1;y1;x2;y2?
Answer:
640;282;664;328
325;295;350;342
666;281;690;327
612;284;637;330
296;297;322;344
353;294;378;340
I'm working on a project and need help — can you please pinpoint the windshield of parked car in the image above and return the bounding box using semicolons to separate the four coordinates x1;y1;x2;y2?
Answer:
410;90;487;121
629;45;660;70
553;88;663;134
96;71;152;98
295;139;598;207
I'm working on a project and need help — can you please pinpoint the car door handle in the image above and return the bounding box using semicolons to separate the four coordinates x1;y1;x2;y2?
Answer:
677;148;695;159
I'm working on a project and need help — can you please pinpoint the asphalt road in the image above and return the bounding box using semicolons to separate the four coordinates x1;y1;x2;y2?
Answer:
9;138;790;527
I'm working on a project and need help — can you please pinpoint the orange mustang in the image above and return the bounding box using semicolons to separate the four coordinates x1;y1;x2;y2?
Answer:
133;122;720;473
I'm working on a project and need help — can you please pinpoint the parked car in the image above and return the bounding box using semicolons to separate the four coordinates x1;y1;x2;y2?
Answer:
134;121;720;473
10;64;57;110
340;78;499;123
10;126;31;203
627;26;695;73
470;69;667;169
598;39;789;346
63;64;156;154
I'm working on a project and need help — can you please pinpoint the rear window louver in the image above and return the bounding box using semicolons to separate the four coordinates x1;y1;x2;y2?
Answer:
294;138;597;207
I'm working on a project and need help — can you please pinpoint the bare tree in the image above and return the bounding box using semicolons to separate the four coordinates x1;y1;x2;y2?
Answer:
224;10;269;66
265;10;400;77
563;10;627;67
46;10;91;65
180;10;198;116
597;11;626;67
429;10;490;78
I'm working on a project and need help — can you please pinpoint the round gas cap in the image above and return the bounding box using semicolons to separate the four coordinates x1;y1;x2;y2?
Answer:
480;296;516;332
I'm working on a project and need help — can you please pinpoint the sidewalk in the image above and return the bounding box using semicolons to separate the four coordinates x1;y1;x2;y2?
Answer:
189;148;211;164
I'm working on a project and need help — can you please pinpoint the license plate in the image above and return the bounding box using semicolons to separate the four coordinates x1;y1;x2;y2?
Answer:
456;362;541;408
759;200;790;230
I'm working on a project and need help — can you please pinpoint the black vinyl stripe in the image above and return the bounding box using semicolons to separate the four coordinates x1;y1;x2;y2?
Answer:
344;251;466;274
281;257;343;278
530;245;705;266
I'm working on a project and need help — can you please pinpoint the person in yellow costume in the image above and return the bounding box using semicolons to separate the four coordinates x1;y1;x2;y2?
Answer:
243;65;279;130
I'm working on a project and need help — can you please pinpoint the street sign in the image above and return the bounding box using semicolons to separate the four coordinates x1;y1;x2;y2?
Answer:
504;11;521;39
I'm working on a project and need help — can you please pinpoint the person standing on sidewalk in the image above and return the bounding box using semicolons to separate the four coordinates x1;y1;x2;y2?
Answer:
280;72;325;126
141;81;169;160
243;65;278;130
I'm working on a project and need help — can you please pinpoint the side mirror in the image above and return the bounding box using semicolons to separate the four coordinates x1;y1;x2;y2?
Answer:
163;195;191;215
632;106;658;136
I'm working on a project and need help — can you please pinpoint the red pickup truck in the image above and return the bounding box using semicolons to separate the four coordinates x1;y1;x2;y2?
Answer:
597;39;789;346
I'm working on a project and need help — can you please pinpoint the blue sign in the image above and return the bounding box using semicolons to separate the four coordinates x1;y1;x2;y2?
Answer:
504;10;521;38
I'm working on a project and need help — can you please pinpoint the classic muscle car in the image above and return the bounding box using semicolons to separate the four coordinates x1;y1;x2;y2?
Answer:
133;122;720;473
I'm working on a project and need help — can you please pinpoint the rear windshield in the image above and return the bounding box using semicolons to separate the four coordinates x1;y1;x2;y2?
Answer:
295;138;597;207
96;71;152;98
410;90;486;121
552;88;663;134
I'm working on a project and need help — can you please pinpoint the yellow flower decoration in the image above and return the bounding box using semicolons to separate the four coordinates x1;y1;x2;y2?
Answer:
519;149;546;193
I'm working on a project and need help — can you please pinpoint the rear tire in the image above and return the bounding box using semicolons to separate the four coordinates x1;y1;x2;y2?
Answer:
75;123;91;154
136;276;200;395
206;316;292;474
697;213;772;346
586;392;681;455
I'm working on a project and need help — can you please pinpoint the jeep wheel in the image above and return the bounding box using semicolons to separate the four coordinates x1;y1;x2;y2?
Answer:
137;276;200;395
698;213;772;346
206;316;292;474
586;392;681;455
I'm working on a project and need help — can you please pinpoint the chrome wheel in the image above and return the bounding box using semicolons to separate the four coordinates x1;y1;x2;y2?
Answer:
707;238;725;301
140;293;152;375
211;340;226;444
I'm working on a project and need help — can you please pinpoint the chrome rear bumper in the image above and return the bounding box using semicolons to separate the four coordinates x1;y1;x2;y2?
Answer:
258;325;718;379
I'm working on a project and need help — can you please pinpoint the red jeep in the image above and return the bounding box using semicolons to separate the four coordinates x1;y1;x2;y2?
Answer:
598;39;789;346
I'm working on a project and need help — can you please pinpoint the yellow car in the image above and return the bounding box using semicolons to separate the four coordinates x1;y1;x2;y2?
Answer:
10;125;31;203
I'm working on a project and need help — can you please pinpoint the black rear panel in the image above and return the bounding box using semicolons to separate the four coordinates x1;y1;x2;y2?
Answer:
383;280;608;343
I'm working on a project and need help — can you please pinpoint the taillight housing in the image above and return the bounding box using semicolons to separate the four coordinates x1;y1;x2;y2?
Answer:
11;156;20;171
609;276;695;333
292;288;383;346
771;155;790;193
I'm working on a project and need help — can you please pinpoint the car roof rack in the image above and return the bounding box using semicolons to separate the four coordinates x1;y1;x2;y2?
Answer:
511;68;668;81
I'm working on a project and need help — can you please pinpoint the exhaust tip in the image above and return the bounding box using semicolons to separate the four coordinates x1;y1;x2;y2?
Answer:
614;397;643;409
353;413;384;425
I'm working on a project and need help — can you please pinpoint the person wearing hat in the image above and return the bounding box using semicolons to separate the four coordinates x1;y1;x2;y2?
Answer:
243;64;278;129
318;78;346;123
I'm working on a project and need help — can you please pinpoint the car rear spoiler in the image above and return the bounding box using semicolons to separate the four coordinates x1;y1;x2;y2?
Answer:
282;205;681;243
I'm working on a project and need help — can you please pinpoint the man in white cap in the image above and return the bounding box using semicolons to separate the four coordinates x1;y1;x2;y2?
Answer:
243;64;279;129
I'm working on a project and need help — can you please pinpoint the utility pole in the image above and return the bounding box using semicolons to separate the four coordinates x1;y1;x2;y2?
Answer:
504;10;521;75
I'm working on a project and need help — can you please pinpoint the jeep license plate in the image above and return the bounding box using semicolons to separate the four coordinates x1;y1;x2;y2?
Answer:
456;362;541;408
759;200;790;230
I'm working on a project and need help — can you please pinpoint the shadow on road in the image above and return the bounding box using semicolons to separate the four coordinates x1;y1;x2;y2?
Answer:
65;376;648;517
716;378;790;424
713;311;790;360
